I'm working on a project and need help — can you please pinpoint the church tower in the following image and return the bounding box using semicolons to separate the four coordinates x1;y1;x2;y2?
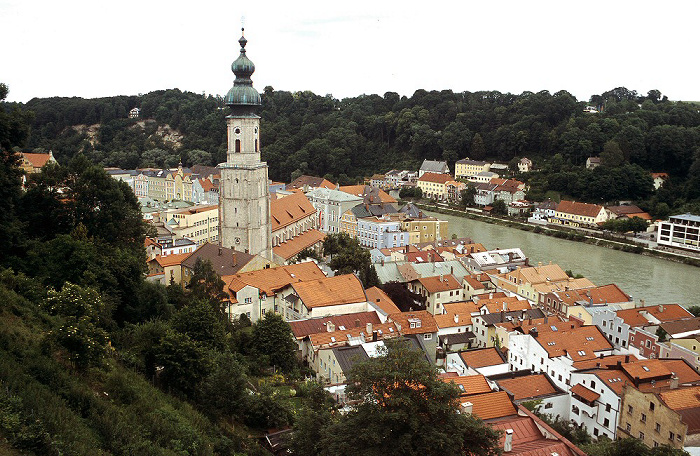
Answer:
218;29;272;260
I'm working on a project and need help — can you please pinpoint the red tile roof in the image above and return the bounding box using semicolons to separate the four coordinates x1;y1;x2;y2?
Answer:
536;325;612;361
441;374;492;396
365;287;401;315
496;374;560;400
490;411;583;456
224;262;325;297
418;172;453;184
288;312;382;339
270;192;316;231
463;391;517;420
388;311;438;335
292;274;367;309
460;347;506;368
615;305;693;327
417;274;461;293
570;383;600;402
272;229;325;260
21;152;53;168
557;200;603;218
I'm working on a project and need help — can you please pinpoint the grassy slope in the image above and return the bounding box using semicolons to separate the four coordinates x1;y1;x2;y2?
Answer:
0;279;252;456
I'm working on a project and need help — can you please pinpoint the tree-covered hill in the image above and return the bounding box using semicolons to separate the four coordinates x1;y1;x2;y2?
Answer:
7;84;700;213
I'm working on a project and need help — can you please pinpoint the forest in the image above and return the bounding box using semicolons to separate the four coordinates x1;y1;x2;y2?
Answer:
5;84;700;216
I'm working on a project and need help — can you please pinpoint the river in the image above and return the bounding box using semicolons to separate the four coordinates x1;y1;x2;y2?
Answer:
424;210;700;307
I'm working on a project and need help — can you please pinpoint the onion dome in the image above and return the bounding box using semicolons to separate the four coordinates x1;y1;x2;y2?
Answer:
225;28;261;107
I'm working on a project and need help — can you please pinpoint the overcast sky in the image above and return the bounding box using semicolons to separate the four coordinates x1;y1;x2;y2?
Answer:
2;0;699;104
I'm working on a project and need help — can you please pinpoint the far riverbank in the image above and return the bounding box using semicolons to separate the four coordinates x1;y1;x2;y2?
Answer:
414;202;700;268
419;207;700;307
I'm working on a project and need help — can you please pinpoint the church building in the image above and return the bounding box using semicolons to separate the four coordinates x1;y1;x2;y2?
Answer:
218;29;273;260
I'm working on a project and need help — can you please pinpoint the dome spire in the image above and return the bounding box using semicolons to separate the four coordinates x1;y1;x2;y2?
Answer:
225;26;261;109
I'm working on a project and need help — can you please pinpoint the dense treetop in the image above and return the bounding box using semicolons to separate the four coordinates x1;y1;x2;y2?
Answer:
5;85;699;213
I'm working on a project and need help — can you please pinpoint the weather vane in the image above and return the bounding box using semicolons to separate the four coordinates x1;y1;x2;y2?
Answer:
241;16;245;33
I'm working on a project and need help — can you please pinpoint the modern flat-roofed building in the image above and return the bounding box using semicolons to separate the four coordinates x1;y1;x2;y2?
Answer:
658;213;700;252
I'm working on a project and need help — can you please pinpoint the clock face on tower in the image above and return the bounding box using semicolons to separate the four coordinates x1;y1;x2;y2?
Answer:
234;127;241;135
234;237;241;244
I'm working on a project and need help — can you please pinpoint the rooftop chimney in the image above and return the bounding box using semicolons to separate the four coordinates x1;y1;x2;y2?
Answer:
454;314;459;324
218;247;222;256
327;322;335;332
460;401;473;415
366;322;373;335
372;330;378;342
504;429;513;452
355;319;361;327
659;304;665;313
232;253;237;266
670;374;679;389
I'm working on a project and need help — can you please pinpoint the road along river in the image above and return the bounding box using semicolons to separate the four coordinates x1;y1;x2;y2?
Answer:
425;210;700;307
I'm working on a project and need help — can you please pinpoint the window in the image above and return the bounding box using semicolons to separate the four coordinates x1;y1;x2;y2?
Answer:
244;297;252;304
641;413;647;423
656;423;661;433
606;404;611;412
628;405;634;414
544;402;553;409
640;432;645;440
650;402;655;411
626;423;631;432
424;333;432;340
654;441;659;448
604;418;610;427
572;405;579;415
235;139;241;153
669;432;675;441
594;428;599;436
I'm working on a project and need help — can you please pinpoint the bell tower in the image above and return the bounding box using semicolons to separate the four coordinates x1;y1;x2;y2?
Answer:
218;28;272;260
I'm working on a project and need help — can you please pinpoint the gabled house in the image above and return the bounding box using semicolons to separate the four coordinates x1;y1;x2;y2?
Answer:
286;274;370;320
419;159;450;178
553;200;609;227
408;274;464;315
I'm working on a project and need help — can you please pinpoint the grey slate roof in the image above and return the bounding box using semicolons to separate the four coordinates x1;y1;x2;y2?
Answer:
420;159;450;173
332;345;370;373
181;242;255;276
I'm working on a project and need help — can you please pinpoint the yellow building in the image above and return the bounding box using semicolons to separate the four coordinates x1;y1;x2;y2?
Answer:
553;200;609;227
340;209;358;238
455;158;490;179
417;172;452;201
401;217;448;243
166;205;219;246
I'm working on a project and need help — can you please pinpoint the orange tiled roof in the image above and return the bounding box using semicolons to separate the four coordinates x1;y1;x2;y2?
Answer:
615;305;693;327
464;276;486;290
536;325;612;361
503;264;570;286
478;296;531;314
21;152;53;168
496;374;560;400
463;391;517;420
418;172;453;184
441;374;492;396
590;369;631;395
570;383;601;402
621;359;673;381
224;262;325;297
365;287;401;315
658;359;700;385
272;229;325;260
460;347;506;368
270;192;316;231
152;252;192;268
292;274;367;309
573;354;638;370
434;312;473;328
289;312;381;339
388;311;438;335
417;274;462;293
659;385;700;411
490;414;580;456
550;284;632;306
557;200;604;218
443;301;480;317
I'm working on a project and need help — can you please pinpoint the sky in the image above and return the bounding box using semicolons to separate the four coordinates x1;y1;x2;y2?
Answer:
2;0;699;104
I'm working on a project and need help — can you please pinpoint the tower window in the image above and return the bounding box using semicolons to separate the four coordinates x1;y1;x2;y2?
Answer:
255;139;258;152
235;139;241;153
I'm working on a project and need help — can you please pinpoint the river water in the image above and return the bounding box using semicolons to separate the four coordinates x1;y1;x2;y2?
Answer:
424;210;700;307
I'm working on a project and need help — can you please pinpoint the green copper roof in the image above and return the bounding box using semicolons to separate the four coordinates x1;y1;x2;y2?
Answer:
226;28;261;107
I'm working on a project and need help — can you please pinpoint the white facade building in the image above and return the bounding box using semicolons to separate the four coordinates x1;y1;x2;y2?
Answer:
307;187;363;234
657;214;700;252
